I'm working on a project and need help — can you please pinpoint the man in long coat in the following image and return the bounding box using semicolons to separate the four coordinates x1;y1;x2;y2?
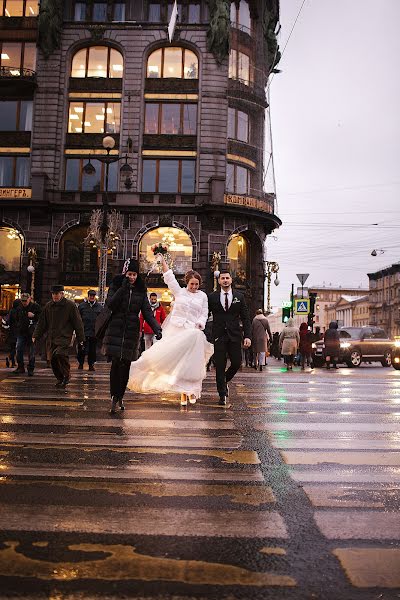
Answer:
33;285;84;387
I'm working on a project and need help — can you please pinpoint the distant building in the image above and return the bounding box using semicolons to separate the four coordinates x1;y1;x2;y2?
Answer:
325;295;370;328
368;262;400;337
308;286;369;331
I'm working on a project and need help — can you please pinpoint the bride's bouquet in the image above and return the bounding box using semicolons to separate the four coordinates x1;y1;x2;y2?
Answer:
147;242;173;275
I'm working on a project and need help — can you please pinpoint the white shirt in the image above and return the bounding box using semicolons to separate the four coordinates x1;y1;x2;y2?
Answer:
220;288;233;311
163;269;208;330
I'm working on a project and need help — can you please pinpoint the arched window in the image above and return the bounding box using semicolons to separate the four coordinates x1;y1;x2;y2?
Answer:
61;225;98;273
71;46;123;78
0;227;22;271
231;1;252;32
147;47;198;79
139;227;193;275
227;234;248;282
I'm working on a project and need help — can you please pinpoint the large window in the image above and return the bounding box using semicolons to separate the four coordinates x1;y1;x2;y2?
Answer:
142;159;195;193
228;107;249;143
226;162;249;195
0;227;22;273
145;103;197;135
147;47;198;79
61;225;98;273
65;158;118;191
2;0;38;16
71;46;123;78
139;226;193;274
68;102;120;134
229;49;252;85
0;100;33;131
230;0;251;33
0;41;36;74
73;1;125;22
0;156;30;187
228;234;248;282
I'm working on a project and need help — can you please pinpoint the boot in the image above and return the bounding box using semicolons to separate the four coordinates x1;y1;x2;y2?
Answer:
5;357;9;368
118;397;125;410
60;377;70;389
89;364;95;372
13;366;25;374
259;365;263;372
109;397;118;414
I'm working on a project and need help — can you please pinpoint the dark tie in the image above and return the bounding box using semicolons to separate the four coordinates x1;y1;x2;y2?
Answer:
225;293;229;311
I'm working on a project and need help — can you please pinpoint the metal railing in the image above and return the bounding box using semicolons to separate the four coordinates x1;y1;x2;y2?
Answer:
0;66;36;80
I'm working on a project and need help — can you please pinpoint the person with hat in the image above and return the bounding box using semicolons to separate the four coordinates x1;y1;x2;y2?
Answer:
12;292;41;376
77;290;102;371
33;285;85;388
102;258;162;414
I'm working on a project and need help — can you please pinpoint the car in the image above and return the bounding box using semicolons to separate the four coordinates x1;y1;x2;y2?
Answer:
392;337;400;370
311;326;393;368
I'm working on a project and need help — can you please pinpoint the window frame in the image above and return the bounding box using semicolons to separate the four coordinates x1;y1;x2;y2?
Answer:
230;0;252;34
0;155;30;187
2;0;39;17
148;1;202;23
144;101;197;135
72;1;126;22
68;100;121;134
226;162;250;195
142;158;195;193
147;46;198;80
0;41;36;73
229;47;253;85
64;157;119;192
228;106;250;143
0;99;33;131
70;45;123;79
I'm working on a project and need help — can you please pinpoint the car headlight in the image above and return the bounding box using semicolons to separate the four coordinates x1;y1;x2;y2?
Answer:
340;342;350;349
394;340;400;348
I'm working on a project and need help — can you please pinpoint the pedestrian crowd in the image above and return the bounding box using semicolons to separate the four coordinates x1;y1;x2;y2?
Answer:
1;256;333;414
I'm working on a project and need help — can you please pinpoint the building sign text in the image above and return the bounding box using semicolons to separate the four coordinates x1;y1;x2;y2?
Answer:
0;188;32;199
224;194;272;213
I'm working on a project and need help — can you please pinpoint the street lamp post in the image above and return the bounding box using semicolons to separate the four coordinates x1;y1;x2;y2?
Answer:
83;136;133;304
264;261;280;314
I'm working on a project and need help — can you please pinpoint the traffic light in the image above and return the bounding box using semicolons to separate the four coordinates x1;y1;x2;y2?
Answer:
308;292;317;328
282;306;291;323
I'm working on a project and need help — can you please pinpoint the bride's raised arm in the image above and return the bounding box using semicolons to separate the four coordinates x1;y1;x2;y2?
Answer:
158;254;182;296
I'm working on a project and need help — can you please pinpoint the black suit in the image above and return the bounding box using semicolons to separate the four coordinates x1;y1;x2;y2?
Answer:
208;290;251;398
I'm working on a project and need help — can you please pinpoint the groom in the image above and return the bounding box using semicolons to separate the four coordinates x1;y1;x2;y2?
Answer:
208;271;251;405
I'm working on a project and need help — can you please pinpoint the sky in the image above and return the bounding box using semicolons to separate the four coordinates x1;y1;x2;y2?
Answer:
268;0;400;310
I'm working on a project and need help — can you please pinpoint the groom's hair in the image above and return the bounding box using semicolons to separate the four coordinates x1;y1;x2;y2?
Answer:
219;270;231;276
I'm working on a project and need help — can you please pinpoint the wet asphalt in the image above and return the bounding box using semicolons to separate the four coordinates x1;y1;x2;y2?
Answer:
0;357;399;600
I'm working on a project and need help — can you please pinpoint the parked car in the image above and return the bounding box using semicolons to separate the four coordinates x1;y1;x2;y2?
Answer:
392;337;400;370
311;326;393;368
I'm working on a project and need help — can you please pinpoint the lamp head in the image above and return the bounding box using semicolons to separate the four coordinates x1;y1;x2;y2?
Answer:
371;249;377;256
102;135;116;150
83;160;96;175
274;276;280;286
27;265;35;273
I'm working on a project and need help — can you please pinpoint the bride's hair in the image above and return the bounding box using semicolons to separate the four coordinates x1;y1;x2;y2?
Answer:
185;270;202;286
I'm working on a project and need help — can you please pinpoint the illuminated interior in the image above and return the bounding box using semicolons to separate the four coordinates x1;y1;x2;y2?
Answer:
71;46;123;78
68;102;120;134
147;47;198;79
139;227;193;275
227;234;248;281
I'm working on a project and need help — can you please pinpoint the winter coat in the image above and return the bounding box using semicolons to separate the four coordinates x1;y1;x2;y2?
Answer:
251;314;272;353
299;323;312;355
279;320;300;356
324;321;340;358
34;297;85;355
140;303;166;334
2;300;20;347
12;300;41;337
103;274;162;361
78;299;102;338
163;269;208;330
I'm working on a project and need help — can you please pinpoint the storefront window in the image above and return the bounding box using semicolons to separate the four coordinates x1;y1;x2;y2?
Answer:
139;226;193;275
61;225;98;273
0;228;22;281
227;234;248;282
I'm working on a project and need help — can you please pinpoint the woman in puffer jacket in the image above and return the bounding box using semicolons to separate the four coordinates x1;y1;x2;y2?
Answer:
279;318;300;371
103;258;162;414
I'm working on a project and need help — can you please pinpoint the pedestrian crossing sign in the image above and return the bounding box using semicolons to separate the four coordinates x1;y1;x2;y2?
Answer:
294;298;310;315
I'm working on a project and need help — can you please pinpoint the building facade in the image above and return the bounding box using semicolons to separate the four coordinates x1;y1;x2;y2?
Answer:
325;294;370;329
308;285;369;332
368;262;400;337
0;0;281;314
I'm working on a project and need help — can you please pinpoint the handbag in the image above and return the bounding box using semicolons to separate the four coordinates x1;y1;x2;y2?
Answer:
95;305;112;340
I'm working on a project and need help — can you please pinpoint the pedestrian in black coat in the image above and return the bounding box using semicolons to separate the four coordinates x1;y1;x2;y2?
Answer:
324;321;340;369
208;271;251;405
77;290;102;371
103;258;162;414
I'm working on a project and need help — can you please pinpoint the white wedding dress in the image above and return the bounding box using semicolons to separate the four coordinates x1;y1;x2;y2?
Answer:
127;270;213;399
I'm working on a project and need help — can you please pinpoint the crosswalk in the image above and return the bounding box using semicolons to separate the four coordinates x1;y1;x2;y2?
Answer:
0;359;399;597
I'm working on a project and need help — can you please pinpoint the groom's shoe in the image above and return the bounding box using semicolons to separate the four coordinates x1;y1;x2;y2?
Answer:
225;382;230;397
109;397;118;415
218;395;227;406
118;398;125;411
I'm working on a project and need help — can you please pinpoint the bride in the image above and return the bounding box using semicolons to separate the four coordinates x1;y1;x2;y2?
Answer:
127;255;213;406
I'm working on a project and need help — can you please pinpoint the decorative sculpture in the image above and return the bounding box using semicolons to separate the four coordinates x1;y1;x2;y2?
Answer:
38;0;63;59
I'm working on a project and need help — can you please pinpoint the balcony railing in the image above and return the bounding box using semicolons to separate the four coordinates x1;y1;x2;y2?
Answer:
0;66;36;81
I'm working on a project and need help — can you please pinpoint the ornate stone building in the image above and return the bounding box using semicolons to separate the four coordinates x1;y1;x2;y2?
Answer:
0;0;281;313
368;262;400;338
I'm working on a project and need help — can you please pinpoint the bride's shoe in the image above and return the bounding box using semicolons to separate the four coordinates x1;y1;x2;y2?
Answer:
189;394;197;405
180;393;187;406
